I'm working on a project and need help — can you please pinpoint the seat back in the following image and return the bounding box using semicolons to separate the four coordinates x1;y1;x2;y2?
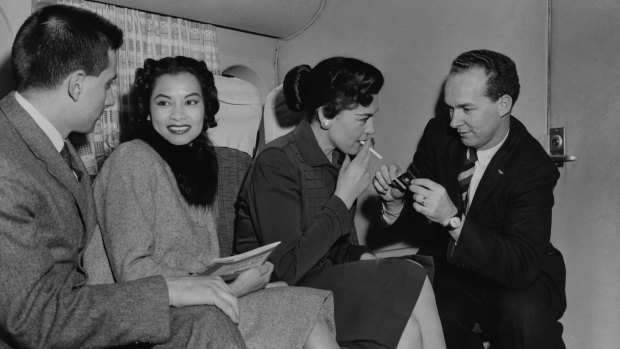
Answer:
261;84;305;145
209;75;262;257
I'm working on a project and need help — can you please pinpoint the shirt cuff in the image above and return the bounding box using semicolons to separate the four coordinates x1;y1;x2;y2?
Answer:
381;201;403;225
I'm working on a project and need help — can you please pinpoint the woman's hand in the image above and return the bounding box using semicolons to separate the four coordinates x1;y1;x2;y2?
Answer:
373;164;407;203
360;252;379;260
334;141;372;208
229;262;274;297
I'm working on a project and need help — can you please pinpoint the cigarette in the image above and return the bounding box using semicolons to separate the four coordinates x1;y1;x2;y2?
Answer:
360;140;384;160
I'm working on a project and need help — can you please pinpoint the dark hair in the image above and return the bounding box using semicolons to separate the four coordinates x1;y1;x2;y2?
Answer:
12;4;123;91
450;49;520;104
132;56;219;133
283;57;384;121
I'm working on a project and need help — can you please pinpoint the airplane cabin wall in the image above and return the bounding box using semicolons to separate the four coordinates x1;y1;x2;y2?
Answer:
549;0;620;347
217;27;277;101
0;0;32;96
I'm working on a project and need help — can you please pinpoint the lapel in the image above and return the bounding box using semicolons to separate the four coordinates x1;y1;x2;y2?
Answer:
467;116;521;215
2;92;95;237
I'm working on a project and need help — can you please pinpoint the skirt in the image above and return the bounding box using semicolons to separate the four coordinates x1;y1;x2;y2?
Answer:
238;285;335;349
302;258;427;349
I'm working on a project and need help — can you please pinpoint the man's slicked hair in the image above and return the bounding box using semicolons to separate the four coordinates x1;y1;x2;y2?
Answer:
12;4;123;91
450;49;520;104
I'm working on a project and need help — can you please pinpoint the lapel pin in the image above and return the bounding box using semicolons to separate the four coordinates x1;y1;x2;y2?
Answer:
498;169;504;175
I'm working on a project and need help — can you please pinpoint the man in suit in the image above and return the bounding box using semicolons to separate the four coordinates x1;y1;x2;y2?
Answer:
374;49;566;348
0;5;246;348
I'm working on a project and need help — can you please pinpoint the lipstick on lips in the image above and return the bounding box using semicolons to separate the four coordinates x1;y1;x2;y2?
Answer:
168;125;190;134
359;139;383;160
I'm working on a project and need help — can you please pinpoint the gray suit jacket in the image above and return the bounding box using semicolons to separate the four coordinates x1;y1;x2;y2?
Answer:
0;92;171;348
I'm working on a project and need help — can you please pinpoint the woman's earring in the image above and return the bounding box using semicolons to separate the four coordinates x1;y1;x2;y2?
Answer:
321;120;331;130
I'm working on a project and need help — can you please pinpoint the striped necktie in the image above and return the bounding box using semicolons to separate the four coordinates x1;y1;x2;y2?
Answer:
457;148;477;211
61;143;82;181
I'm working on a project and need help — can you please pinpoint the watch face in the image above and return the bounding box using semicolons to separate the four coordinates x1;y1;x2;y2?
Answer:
449;217;461;228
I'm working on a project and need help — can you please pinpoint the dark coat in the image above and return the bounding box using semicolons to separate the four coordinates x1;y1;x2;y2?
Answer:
392;116;566;307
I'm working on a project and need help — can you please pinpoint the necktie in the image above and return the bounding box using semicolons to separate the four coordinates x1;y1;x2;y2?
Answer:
60;143;82;181
457;148;477;212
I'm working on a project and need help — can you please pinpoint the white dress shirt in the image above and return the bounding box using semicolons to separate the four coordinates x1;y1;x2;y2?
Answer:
14;92;65;153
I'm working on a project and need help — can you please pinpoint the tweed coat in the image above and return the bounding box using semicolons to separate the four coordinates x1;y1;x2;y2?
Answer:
0;92;176;348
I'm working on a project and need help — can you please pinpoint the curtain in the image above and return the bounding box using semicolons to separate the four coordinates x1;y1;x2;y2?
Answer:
60;0;220;175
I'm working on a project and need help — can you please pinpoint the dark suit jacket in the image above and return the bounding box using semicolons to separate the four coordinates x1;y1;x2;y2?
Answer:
0;92;171;348
391;116;565;307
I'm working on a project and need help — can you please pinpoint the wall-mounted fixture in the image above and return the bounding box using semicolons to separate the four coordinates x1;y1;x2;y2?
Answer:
549;127;577;167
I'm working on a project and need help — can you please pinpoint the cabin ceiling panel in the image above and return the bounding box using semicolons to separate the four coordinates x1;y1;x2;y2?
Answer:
97;0;324;38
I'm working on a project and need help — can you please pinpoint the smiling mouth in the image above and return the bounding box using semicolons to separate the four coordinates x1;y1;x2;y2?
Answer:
168;125;191;134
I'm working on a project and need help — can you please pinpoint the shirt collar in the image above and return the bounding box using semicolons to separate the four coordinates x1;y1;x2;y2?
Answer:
14;92;65;152
475;130;510;167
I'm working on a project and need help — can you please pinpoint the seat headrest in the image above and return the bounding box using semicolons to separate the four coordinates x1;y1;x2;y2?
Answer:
208;76;262;156
262;84;305;144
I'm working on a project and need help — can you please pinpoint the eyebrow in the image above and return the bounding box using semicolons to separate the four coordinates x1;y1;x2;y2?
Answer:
152;92;202;100
356;109;378;117
152;93;170;100
184;92;202;99
451;103;474;109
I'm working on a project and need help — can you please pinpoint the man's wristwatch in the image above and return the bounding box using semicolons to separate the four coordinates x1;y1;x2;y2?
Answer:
443;212;462;230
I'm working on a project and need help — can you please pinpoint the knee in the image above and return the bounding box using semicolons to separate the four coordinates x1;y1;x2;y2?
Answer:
170;306;244;346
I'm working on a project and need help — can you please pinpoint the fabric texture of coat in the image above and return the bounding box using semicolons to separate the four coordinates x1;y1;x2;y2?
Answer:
0;92;175;348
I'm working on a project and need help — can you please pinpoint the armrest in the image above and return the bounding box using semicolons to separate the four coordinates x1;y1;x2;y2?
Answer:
373;246;419;259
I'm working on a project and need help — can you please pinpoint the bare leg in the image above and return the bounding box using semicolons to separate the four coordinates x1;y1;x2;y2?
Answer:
303;318;339;349
396;312;424;348
399;276;446;349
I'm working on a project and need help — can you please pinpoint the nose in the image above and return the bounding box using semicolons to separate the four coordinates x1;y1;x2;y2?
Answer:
104;87;115;108
170;105;185;121
449;109;462;129
365;117;375;135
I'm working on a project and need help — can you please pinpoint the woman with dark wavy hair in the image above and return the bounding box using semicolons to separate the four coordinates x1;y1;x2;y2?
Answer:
93;56;338;348
235;57;446;348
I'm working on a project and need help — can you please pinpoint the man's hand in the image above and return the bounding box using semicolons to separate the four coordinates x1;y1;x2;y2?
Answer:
164;275;240;323
229;262;274;297
373;164;406;211
409;178;458;225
